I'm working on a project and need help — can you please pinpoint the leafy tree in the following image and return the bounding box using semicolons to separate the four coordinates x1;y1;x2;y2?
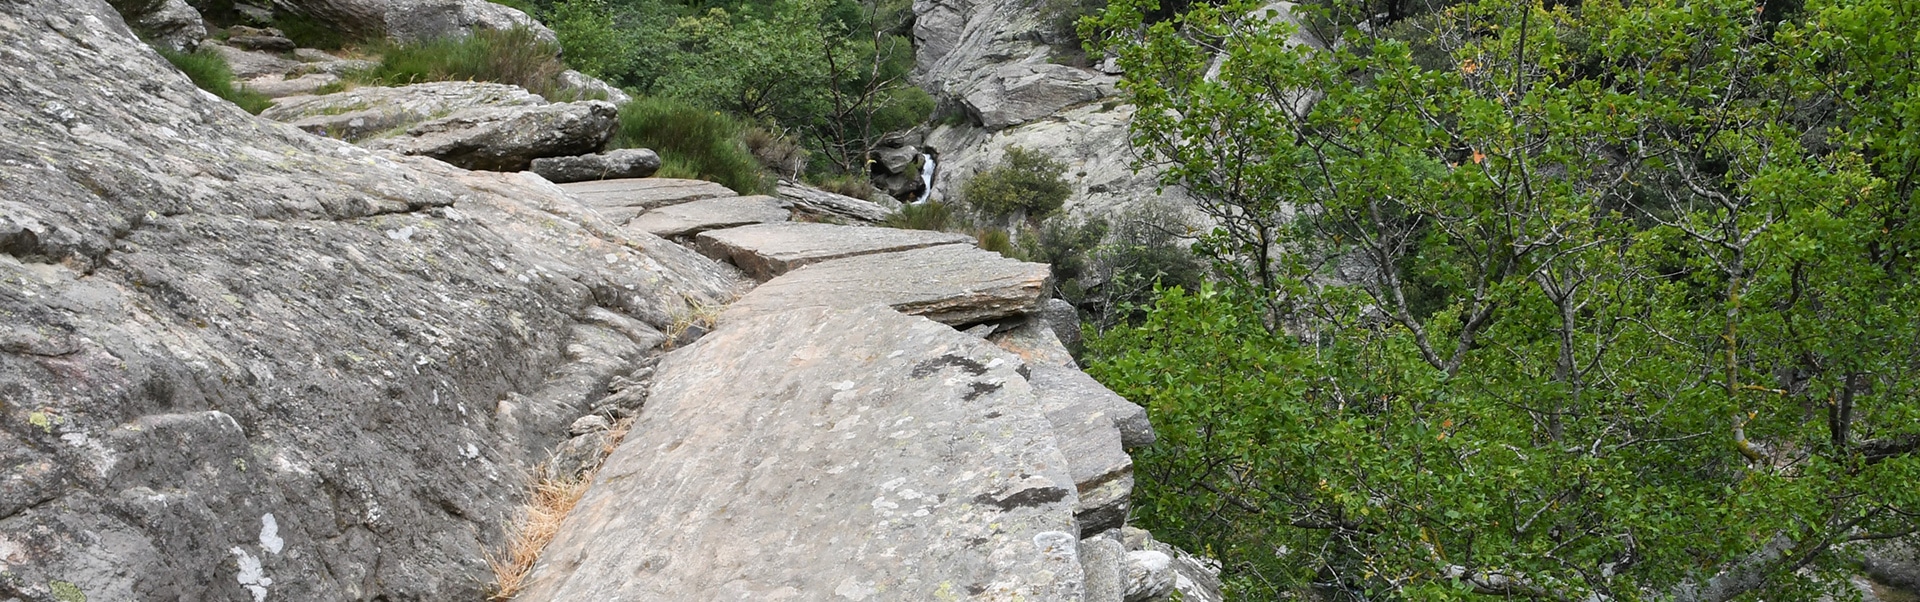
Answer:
1084;0;1920;599
962;146;1074;223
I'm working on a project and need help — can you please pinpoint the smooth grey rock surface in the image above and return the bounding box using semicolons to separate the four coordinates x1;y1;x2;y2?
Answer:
561;177;741;224
1041;297;1082;348
0;2;745;599
727;244;1051;326
992;313;1080;369
516;304;1085;601
363;100;618;172
261;81;546;142
277;0;556;43
694;222;973;281
1031;364;1155;452
775;179;898;223
1864;543;1920;598
629;195;791;239
530;148;661;183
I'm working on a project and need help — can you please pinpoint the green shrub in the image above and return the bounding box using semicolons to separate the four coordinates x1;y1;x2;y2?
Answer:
365;27;568;98
159;48;274;114
611;96;770;194
962;146;1072;221
976;228;1015;257
743;127;809;178
815;174;875;200
882;201;956;231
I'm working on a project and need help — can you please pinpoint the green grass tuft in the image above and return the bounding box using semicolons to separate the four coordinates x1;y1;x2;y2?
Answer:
362;27;570;99
610;97;770;194
159;48;274;114
883;201;956;232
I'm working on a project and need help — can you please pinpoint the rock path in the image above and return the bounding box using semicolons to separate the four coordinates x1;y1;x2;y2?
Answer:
513;179;1223;602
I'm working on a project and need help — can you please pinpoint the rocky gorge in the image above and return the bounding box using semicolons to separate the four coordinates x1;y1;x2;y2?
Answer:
0;1;1222;601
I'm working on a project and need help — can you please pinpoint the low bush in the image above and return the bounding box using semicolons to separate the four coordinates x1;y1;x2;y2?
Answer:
962;146;1072;222
743;127;808;178
814;174;875;200
364;27;569;98
159;48;274;114
610;97;770;194
882;201;956;232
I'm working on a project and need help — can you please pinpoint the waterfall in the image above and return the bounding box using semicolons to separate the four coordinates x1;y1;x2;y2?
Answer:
916;153;936;204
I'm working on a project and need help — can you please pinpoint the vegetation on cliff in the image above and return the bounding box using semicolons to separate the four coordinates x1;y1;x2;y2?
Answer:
1085;0;1920;598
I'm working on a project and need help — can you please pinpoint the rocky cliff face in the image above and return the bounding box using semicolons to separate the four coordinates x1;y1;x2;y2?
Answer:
0;3;741;600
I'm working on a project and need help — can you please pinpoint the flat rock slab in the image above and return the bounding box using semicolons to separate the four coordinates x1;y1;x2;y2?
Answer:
516;304;1085;601
561;178;740;224
695;222;974;281
727;245;1051;326
629;195;792;238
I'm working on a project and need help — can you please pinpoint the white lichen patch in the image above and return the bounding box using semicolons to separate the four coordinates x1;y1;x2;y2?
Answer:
259;514;284;555
231;546;272;602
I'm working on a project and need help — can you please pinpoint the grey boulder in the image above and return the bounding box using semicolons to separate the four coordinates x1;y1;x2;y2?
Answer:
206;41;301;78
727;244;1052;326
628;195;791;239
514;304;1085;601
120;0;206;52
1123;551;1176;602
530;148;661;183
694;221;973;281
557;69;632;104
243;72;341;98
363;100;619;172
277;0;557;44
261;81;545;141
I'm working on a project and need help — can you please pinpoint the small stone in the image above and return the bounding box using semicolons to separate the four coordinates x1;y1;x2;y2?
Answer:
1123;550;1175;602
568;414;612;436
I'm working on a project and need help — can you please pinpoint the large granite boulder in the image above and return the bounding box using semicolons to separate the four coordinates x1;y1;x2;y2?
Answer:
727;244;1052;326
260;81;546;142
557;69;632;104
363;100;619;172
530;148;661;183
911;0;1115;131
0;2;744;600
514;304;1086;601
694;222;973;281
275;0;556;44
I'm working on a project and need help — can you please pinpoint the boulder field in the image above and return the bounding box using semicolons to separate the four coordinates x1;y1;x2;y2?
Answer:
0;2;1222;601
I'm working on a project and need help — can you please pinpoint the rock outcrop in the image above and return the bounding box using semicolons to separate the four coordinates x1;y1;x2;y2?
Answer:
0;3;742;600
275;0;557;44
560;178;740;224
261;81;547;141
911;0;1114;132
726;244;1053;326
117;0;207;52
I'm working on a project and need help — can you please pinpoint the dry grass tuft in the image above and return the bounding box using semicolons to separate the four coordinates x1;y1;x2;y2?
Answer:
487;416;637;600
661;300;727;349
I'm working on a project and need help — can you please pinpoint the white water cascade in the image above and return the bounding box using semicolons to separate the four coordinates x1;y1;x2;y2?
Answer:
916;153;936;204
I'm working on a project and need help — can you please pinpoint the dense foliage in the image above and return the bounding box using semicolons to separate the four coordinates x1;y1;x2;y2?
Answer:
509;0;933;178
962;146;1075;222
1084;0;1920;599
